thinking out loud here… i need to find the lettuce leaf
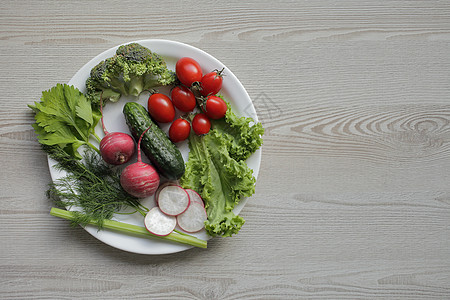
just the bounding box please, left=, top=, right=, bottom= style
left=211, top=105, right=264, bottom=162
left=180, top=106, right=264, bottom=237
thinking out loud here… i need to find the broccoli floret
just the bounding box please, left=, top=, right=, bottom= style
left=115, top=43, right=176, bottom=96
left=85, top=43, right=176, bottom=104
left=85, top=57, right=127, bottom=104
left=116, top=42, right=153, bottom=62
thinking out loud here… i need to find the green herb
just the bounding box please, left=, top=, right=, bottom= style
left=45, top=145, right=147, bottom=228
left=29, top=84, right=102, bottom=159
left=180, top=105, right=264, bottom=237
left=50, top=207, right=207, bottom=248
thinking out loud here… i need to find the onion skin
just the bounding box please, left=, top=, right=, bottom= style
left=120, top=162, right=160, bottom=198
left=99, top=132, right=135, bottom=165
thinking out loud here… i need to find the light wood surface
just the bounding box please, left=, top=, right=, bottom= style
left=2, top=1, right=450, bottom=299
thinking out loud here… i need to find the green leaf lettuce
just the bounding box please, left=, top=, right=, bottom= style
left=180, top=106, right=264, bottom=237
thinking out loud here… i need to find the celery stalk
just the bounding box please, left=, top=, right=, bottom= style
left=50, top=207, right=207, bottom=249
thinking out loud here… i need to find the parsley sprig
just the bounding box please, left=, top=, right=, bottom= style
left=29, top=84, right=102, bottom=159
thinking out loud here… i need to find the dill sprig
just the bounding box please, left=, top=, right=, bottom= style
left=44, top=145, right=148, bottom=228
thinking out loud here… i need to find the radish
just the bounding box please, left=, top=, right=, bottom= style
left=177, top=201, right=207, bottom=233
left=144, top=207, right=176, bottom=236
left=185, top=189, right=205, bottom=207
left=99, top=96, right=135, bottom=165
left=120, top=126, right=160, bottom=198
left=157, top=185, right=190, bottom=216
left=154, top=181, right=178, bottom=205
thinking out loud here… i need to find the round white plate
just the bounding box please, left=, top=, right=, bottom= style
left=49, top=39, right=261, bottom=254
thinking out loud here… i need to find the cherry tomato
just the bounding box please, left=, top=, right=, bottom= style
left=147, top=93, right=175, bottom=123
left=192, top=113, right=211, bottom=135
left=170, top=85, right=196, bottom=112
left=203, top=95, right=227, bottom=119
left=169, top=118, right=191, bottom=143
left=200, top=68, right=224, bottom=96
left=175, top=57, right=203, bottom=87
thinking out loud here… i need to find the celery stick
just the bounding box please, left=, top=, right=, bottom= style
left=50, top=207, right=207, bottom=249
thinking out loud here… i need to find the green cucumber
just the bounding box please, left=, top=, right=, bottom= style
left=123, top=102, right=185, bottom=180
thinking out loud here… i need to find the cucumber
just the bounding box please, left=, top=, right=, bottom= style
left=123, top=102, right=185, bottom=180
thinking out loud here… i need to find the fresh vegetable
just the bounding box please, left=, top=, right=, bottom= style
left=175, top=57, right=203, bottom=87
left=177, top=201, right=207, bottom=233
left=202, top=95, right=227, bottom=120
left=157, top=185, right=190, bottom=216
left=99, top=96, right=135, bottom=165
left=100, top=132, right=135, bottom=165
left=170, top=85, right=196, bottom=112
left=120, top=126, right=160, bottom=198
left=85, top=43, right=176, bottom=104
left=147, top=93, right=175, bottom=123
left=45, top=145, right=148, bottom=228
left=200, top=68, right=224, bottom=96
left=180, top=105, right=264, bottom=237
left=28, top=84, right=102, bottom=159
left=123, top=102, right=185, bottom=180
left=144, top=207, right=177, bottom=236
left=210, top=101, right=264, bottom=162
left=154, top=181, right=178, bottom=205
left=192, top=113, right=211, bottom=135
left=169, top=118, right=191, bottom=143
left=185, top=189, right=205, bottom=207
left=32, top=44, right=262, bottom=249
left=50, top=207, right=207, bottom=248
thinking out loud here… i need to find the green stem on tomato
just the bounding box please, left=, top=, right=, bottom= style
left=50, top=207, right=207, bottom=249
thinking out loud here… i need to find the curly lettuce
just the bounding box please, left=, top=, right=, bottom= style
left=180, top=106, right=264, bottom=237
left=212, top=106, right=264, bottom=162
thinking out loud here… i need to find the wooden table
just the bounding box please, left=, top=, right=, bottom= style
left=2, top=1, right=450, bottom=298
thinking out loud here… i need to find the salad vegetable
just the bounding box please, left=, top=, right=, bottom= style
left=85, top=43, right=176, bottom=104
left=211, top=102, right=265, bottom=162
left=147, top=92, right=175, bottom=123
left=170, top=85, right=196, bottom=112
left=192, top=113, right=211, bottom=135
left=120, top=126, right=160, bottom=198
left=180, top=105, right=264, bottom=237
left=99, top=96, right=136, bottom=165
left=45, top=145, right=147, bottom=228
left=28, top=84, right=101, bottom=159
left=201, top=95, right=227, bottom=120
left=200, top=68, right=224, bottom=97
left=50, top=207, right=207, bottom=248
left=169, top=118, right=191, bottom=143
left=29, top=43, right=263, bottom=251
left=175, top=57, right=203, bottom=87
left=144, top=207, right=177, bottom=236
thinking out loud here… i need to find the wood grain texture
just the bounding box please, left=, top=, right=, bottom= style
left=1, top=0, right=450, bottom=299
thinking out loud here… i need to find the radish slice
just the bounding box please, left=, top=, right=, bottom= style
left=177, top=202, right=207, bottom=233
left=158, top=185, right=190, bottom=216
left=155, top=181, right=178, bottom=205
left=144, top=207, right=176, bottom=236
left=185, top=189, right=204, bottom=207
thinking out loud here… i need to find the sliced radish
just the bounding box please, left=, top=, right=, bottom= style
left=144, top=207, right=176, bottom=236
left=185, top=189, right=205, bottom=207
left=154, top=181, right=179, bottom=205
left=157, top=185, right=190, bottom=216
left=177, top=202, right=207, bottom=233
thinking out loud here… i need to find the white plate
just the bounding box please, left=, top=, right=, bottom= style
left=49, top=39, right=261, bottom=254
